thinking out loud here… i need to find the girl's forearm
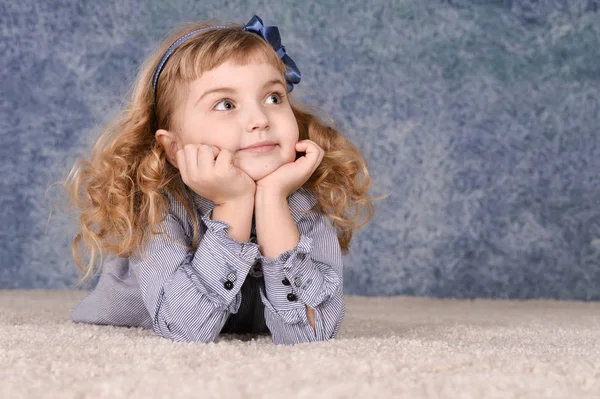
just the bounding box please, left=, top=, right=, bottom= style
left=254, top=189, right=316, bottom=331
left=254, top=189, right=300, bottom=259
left=211, top=196, right=254, bottom=243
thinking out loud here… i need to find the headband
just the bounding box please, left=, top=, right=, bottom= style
left=152, top=15, right=301, bottom=130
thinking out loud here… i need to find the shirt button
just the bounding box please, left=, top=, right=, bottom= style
left=227, top=272, right=237, bottom=282
left=287, top=293, right=297, bottom=302
left=224, top=281, right=234, bottom=290
left=293, top=277, right=302, bottom=287
left=282, top=278, right=291, bottom=286
left=253, top=261, right=262, bottom=273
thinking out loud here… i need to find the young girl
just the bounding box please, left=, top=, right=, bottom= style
left=66, top=15, right=373, bottom=345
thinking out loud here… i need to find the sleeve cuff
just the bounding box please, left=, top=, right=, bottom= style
left=259, top=286, right=309, bottom=325
left=201, top=212, right=259, bottom=262
left=260, top=234, right=339, bottom=310
left=181, top=212, right=260, bottom=310
left=258, top=233, right=313, bottom=266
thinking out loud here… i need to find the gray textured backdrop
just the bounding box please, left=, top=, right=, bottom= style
left=1, top=0, right=599, bottom=300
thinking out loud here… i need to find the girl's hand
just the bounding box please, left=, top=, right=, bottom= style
left=256, top=140, right=324, bottom=198
left=176, top=144, right=256, bottom=205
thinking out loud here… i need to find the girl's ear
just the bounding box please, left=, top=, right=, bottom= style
left=155, top=129, right=179, bottom=168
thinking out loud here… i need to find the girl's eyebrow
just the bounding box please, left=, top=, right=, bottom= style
left=195, top=79, right=286, bottom=107
left=263, top=78, right=286, bottom=89
left=195, top=87, right=236, bottom=106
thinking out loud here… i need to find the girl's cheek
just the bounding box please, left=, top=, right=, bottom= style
left=287, top=148, right=298, bottom=163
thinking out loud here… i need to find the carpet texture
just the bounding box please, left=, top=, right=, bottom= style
left=1, top=290, right=598, bottom=398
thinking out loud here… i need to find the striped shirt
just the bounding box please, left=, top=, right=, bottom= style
left=70, top=185, right=345, bottom=345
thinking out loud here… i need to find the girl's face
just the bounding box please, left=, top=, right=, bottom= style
left=168, top=59, right=299, bottom=182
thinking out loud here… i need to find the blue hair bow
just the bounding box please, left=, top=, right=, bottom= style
left=243, top=15, right=301, bottom=92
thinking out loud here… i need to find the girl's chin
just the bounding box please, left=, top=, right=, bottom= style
left=236, top=152, right=296, bottom=181
left=245, top=168, right=277, bottom=182
left=238, top=162, right=284, bottom=182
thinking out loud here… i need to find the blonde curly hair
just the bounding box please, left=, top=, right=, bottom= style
left=65, top=20, right=374, bottom=285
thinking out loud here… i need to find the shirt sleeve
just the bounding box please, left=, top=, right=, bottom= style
left=130, top=212, right=259, bottom=343
left=258, top=211, right=345, bottom=345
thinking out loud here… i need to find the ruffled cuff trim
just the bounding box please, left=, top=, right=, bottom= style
left=259, top=234, right=313, bottom=266
left=200, top=212, right=259, bottom=262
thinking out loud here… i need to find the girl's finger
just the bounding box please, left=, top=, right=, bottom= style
left=197, top=144, right=219, bottom=171
left=209, top=145, right=220, bottom=159
left=215, top=149, right=234, bottom=171
left=295, top=140, right=312, bottom=153
left=296, top=140, right=324, bottom=172
left=296, top=140, right=323, bottom=161
left=176, top=149, right=187, bottom=180
left=297, top=140, right=323, bottom=156
left=183, top=144, right=199, bottom=178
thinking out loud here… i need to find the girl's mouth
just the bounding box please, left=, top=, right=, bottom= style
left=240, top=142, right=277, bottom=154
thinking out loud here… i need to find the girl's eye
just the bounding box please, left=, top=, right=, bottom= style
left=214, top=99, right=235, bottom=111
left=265, top=92, right=283, bottom=104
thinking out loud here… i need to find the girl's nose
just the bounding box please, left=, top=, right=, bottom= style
left=246, top=105, right=270, bottom=132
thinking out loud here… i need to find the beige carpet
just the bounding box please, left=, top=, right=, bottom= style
left=1, top=290, right=599, bottom=398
